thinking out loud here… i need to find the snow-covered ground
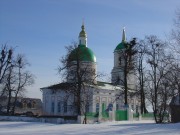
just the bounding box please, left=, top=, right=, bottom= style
left=0, top=120, right=179, bottom=135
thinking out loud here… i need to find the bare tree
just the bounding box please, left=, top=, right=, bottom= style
left=58, top=43, right=102, bottom=122
left=170, top=9, right=180, bottom=106
left=136, top=40, right=148, bottom=114
left=144, top=35, right=174, bottom=123
left=11, top=55, right=34, bottom=115
left=0, top=45, right=13, bottom=97
left=167, top=63, right=180, bottom=103
left=81, top=84, right=94, bottom=124
left=5, top=64, right=14, bottom=114
left=115, top=38, right=138, bottom=106
left=171, top=9, right=180, bottom=50
left=0, top=45, right=34, bottom=115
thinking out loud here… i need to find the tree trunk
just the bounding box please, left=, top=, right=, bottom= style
left=7, top=88, right=12, bottom=115
left=7, top=66, right=12, bottom=115
left=83, top=112, right=87, bottom=124
left=124, top=56, right=128, bottom=106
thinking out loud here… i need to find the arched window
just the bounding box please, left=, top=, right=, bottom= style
left=23, top=100, right=27, bottom=108
left=32, top=101, right=36, bottom=108
left=51, top=102, right=54, bottom=113
left=57, top=101, right=62, bottom=113
left=96, top=103, right=99, bottom=113
left=102, top=103, right=107, bottom=112
left=27, top=102, right=32, bottom=108
left=64, top=101, right=67, bottom=113
left=108, top=103, right=113, bottom=111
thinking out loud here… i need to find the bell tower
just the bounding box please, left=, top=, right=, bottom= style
left=111, top=28, right=126, bottom=84
left=111, top=28, right=136, bottom=91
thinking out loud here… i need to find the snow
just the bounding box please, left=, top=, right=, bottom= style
left=0, top=120, right=180, bottom=135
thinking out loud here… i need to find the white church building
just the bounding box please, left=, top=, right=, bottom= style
left=40, top=24, right=140, bottom=123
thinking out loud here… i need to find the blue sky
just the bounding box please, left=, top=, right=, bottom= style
left=0, top=0, right=180, bottom=99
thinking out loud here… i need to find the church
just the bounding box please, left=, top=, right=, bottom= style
left=40, top=24, right=140, bottom=123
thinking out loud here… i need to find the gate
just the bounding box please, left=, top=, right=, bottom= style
left=116, top=110, right=128, bottom=121
left=102, top=103, right=109, bottom=118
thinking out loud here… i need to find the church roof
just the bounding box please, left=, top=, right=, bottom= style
left=68, top=24, right=96, bottom=62
left=41, top=82, right=72, bottom=90
left=41, top=81, right=122, bottom=91
left=69, top=44, right=96, bottom=62
left=41, top=82, right=137, bottom=94
left=115, top=42, right=126, bottom=51
left=114, top=28, right=126, bottom=51
left=96, top=81, right=120, bottom=90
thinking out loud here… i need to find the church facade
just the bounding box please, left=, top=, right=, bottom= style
left=41, top=24, right=139, bottom=122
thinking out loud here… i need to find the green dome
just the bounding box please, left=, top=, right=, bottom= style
left=69, top=45, right=96, bottom=62
left=115, top=28, right=127, bottom=51
left=114, top=41, right=126, bottom=51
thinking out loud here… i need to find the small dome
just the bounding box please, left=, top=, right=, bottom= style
left=79, top=25, right=87, bottom=37
left=114, top=41, right=126, bottom=51
left=114, top=28, right=126, bottom=51
left=69, top=45, right=96, bottom=62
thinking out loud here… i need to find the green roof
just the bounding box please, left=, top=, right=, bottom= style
left=69, top=45, right=96, bottom=62
left=115, top=28, right=127, bottom=51
left=114, top=41, right=126, bottom=51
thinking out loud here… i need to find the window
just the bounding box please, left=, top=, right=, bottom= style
left=57, top=101, right=61, bottom=113
left=85, top=102, right=89, bottom=113
left=96, top=103, right=99, bottom=113
left=96, top=96, right=100, bottom=102
left=116, top=104, right=119, bottom=110
left=32, top=101, right=36, bottom=108
left=23, top=101, right=27, bottom=108
left=51, top=102, right=54, bottom=113
left=131, top=105, right=134, bottom=111
left=102, top=103, right=106, bottom=112
left=27, top=102, right=32, bottom=108
left=119, top=57, right=122, bottom=65
left=64, top=101, right=67, bottom=113
left=136, top=105, right=138, bottom=113
left=108, top=103, right=113, bottom=111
